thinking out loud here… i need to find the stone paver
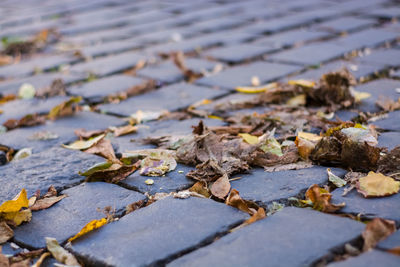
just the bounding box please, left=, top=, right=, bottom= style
left=0, top=96, right=70, bottom=125
left=137, top=58, right=223, bottom=84
left=331, top=186, right=400, bottom=222
left=100, top=83, right=226, bottom=117
left=327, top=250, right=400, bottom=267
left=67, top=74, right=148, bottom=103
left=168, top=207, right=365, bottom=267
left=14, top=182, right=146, bottom=248
left=230, top=166, right=346, bottom=205
left=354, top=79, right=400, bottom=113
left=0, top=111, right=125, bottom=152
left=196, top=61, right=302, bottom=90
left=374, top=110, right=400, bottom=131
left=0, top=147, right=102, bottom=203
left=70, top=197, right=248, bottom=266
left=377, top=230, right=400, bottom=251
left=1, top=0, right=400, bottom=265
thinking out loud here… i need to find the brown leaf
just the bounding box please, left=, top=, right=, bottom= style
left=83, top=162, right=138, bottom=183
left=74, top=129, right=106, bottom=140
left=125, top=200, right=145, bottom=215
left=243, top=207, right=266, bottom=225
left=189, top=181, right=211, bottom=198
left=0, top=221, right=14, bottom=244
left=35, top=79, right=66, bottom=99
left=376, top=96, right=400, bottom=112
left=210, top=174, right=231, bottom=199
left=362, top=218, right=396, bottom=251
left=113, top=125, right=137, bottom=137
left=30, top=195, right=66, bottom=211
left=0, top=247, right=9, bottom=267
left=225, top=189, right=258, bottom=215
left=0, top=144, right=14, bottom=163
left=171, top=51, right=203, bottom=82
left=305, top=184, right=345, bottom=213
left=3, top=114, right=46, bottom=130
left=84, top=139, right=120, bottom=163
left=264, top=161, right=313, bottom=172
left=47, top=96, right=82, bottom=120
left=3, top=41, right=37, bottom=56
left=378, top=146, right=400, bottom=176
left=340, top=138, right=381, bottom=172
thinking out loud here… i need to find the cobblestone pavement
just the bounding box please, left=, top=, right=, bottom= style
left=1, top=0, right=400, bottom=266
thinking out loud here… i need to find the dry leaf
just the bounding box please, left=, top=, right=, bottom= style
left=236, top=82, right=277, bottom=94
left=0, top=189, right=29, bottom=213
left=0, top=221, right=14, bottom=244
left=84, top=138, right=119, bottom=163
left=210, top=174, right=231, bottom=199
left=30, top=195, right=66, bottom=211
left=46, top=237, right=80, bottom=266
left=47, top=96, right=82, bottom=120
left=225, top=189, right=257, bottom=215
left=74, top=129, right=106, bottom=140
left=112, top=125, right=137, bottom=137
left=288, top=79, right=315, bottom=88
left=305, top=184, right=345, bottom=213
left=62, top=134, right=105, bottom=150
left=3, top=114, right=46, bottom=130
left=243, top=207, right=266, bottom=225
left=189, top=181, right=211, bottom=198
left=68, top=218, right=107, bottom=242
left=238, top=133, right=259, bottom=145
left=327, top=168, right=346, bottom=187
left=362, top=218, right=396, bottom=251
left=31, top=252, right=50, bottom=267
left=144, top=179, right=154, bottom=185
left=357, top=172, right=400, bottom=198
left=81, top=162, right=138, bottom=183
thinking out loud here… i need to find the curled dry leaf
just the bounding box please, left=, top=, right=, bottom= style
left=47, top=96, right=82, bottom=120
left=112, top=125, right=137, bottom=137
left=46, top=237, right=80, bottom=266
left=81, top=161, right=138, bottom=183
left=68, top=218, right=108, bottom=242
left=295, top=132, right=322, bottom=159
left=225, top=189, right=258, bottom=215
left=74, top=129, right=106, bottom=140
left=84, top=138, right=120, bottom=163
left=327, top=168, right=346, bottom=188
left=189, top=181, right=211, bottom=198
left=30, top=186, right=67, bottom=211
left=139, top=150, right=177, bottom=177
left=3, top=114, right=46, bottom=130
left=62, top=134, right=105, bottom=150
left=362, top=218, right=396, bottom=251
left=305, top=184, right=345, bottom=213
left=356, top=171, right=400, bottom=198
left=236, top=82, right=278, bottom=94
left=0, top=144, right=14, bottom=163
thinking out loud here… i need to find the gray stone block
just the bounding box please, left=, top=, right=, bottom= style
left=168, top=207, right=364, bottom=267
left=70, top=197, right=248, bottom=266
left=230, top=166, right=346, bottom=205
left=13, top=182, right=146, bottom=248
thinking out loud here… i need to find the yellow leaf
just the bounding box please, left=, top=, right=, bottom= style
left=68, top=218, right=107, bottom=242
left=238, top=133, right=259, bottom=145
left=297, top=132, right=322, bottom=142
left=286, top=94, right=306, bottom=107
left=62, top=134, right=105, bottom=150
left=47, top=237, right=81, bottom=266
left=288, top=79, right=315, bottom=88
left=3, top=209, right=32, bottom=225
left=357, top=172, right=400, bottom=198
left=236, top=82, right=278, bottom=94
left=0, top=189, right=29, bottom=213
left=353, top=90, right=371, bottom=102
left=207, top=115, right=223, bottom=120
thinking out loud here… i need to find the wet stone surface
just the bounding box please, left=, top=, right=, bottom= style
left=168, top=207, right=365, bottom=267
left=70, top=197, right=248, bottom=266
left=0, top=147, right=102, bottom=203
left=14, top=182, right=146, bottom=249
